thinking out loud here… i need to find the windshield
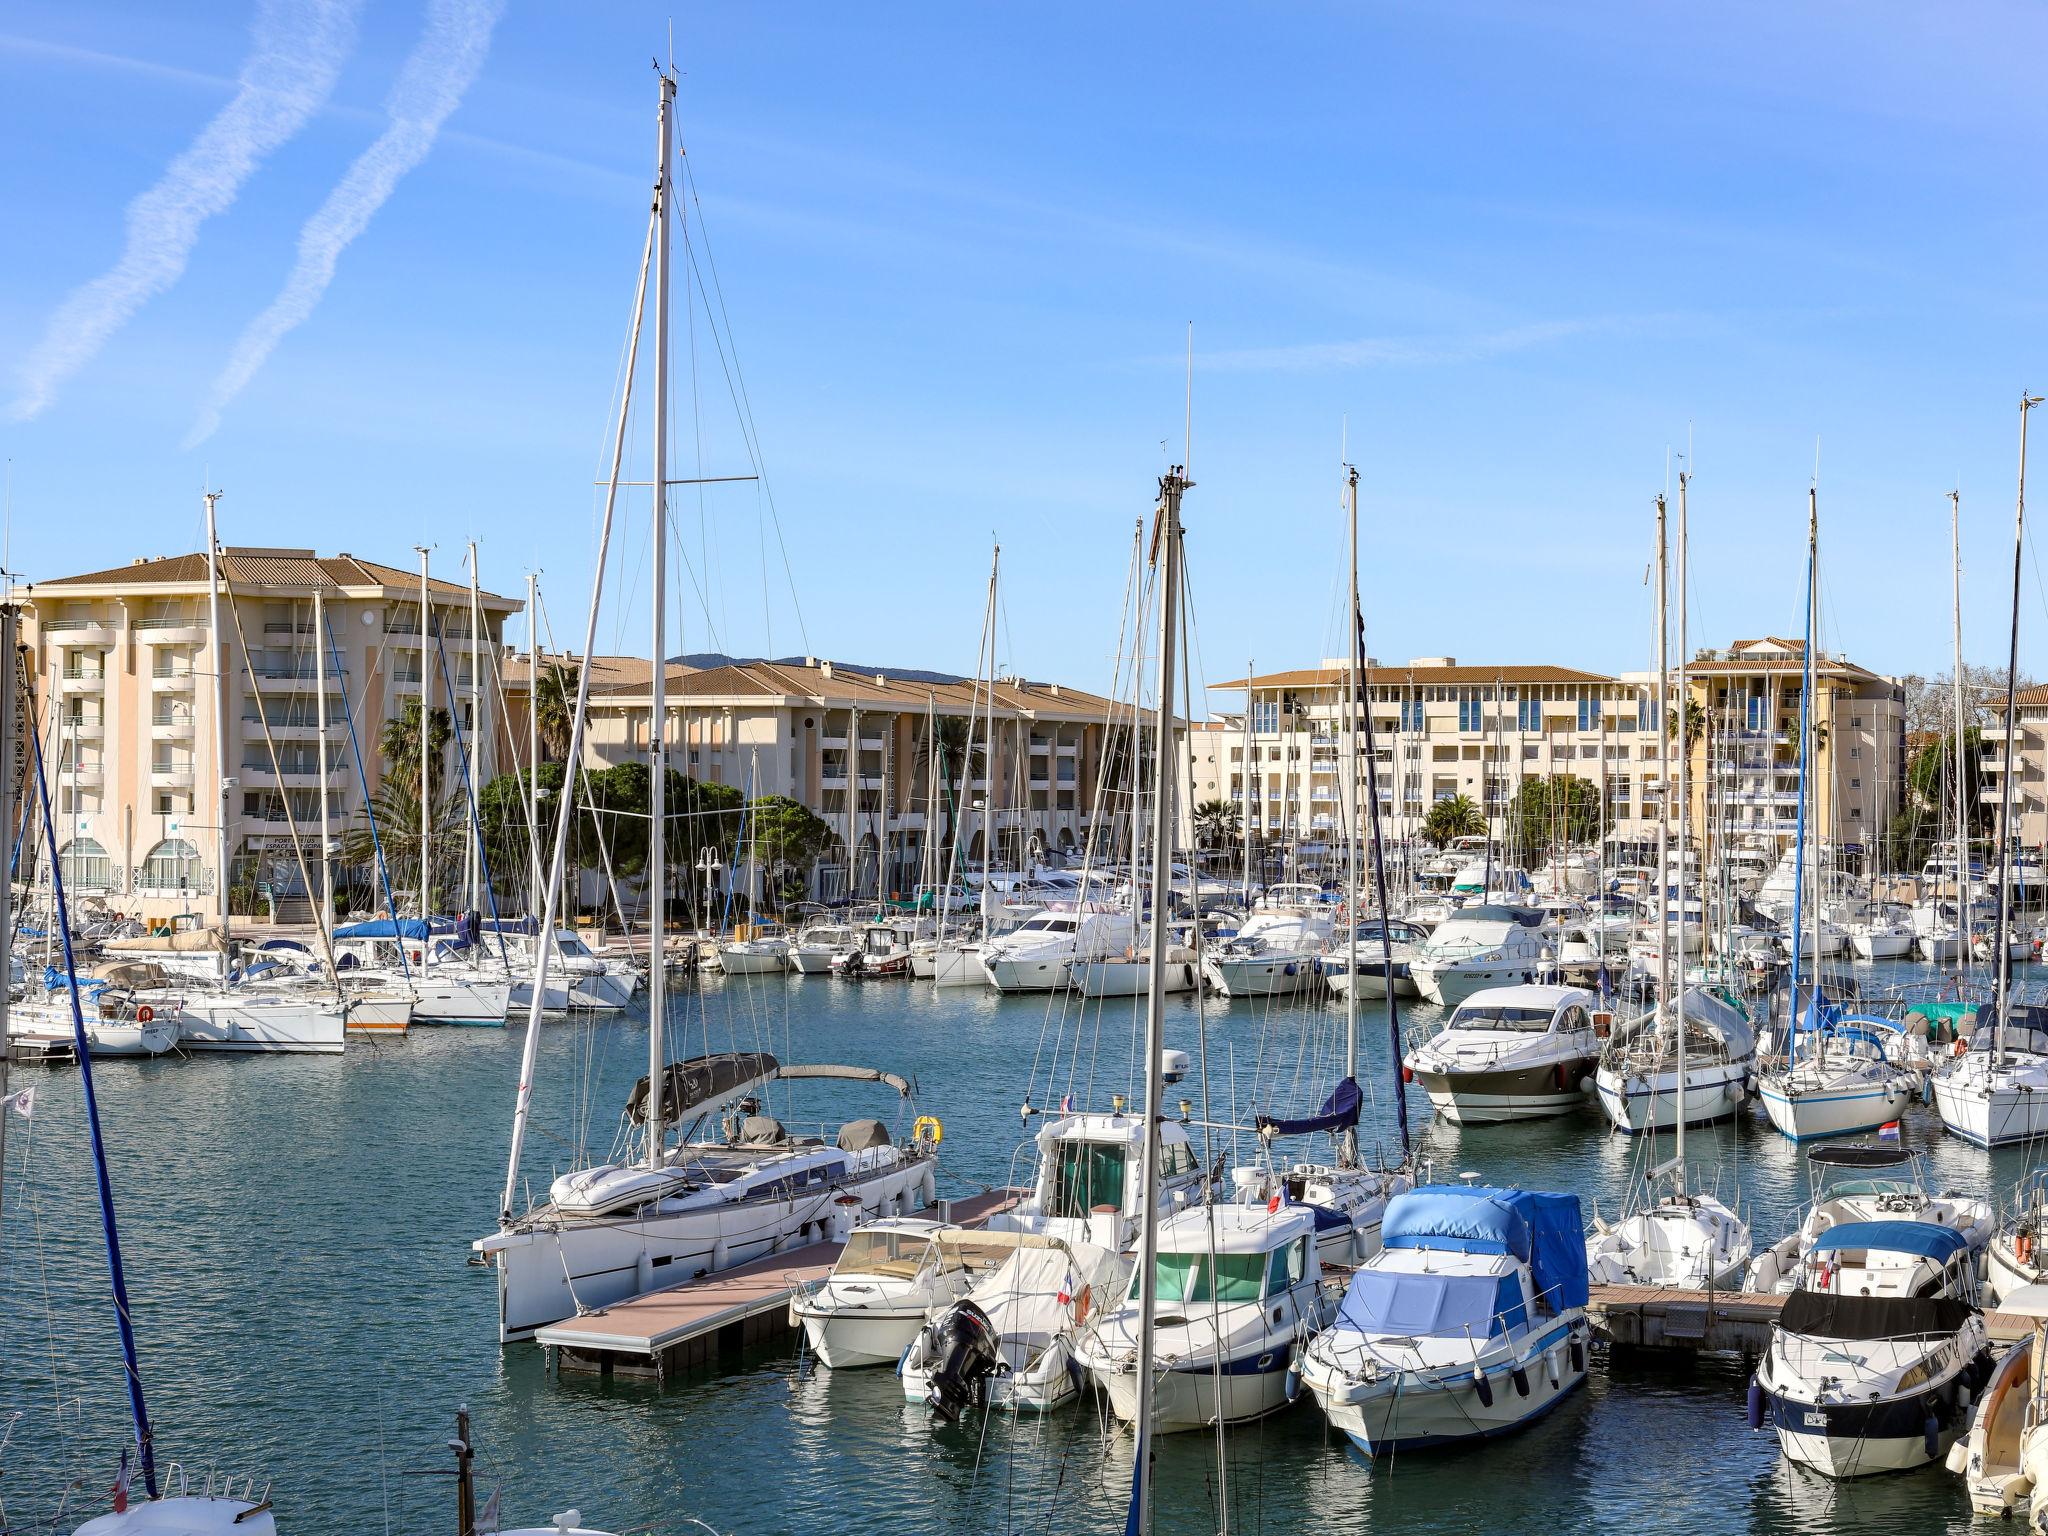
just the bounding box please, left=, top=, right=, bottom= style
left=1451, top=1003, right=1554, bottom=1032
left=1140, top=1251, right=1267, bottom=1304
left=1046, top=1142, right=1127, bottom=1218
left=838, top=1230, right=932, bottom=1279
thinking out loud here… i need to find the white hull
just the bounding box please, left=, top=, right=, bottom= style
left=509, top=973, right=631, bottom=1013
left=1759, top=1075, right=1913, bottom=1141
left=789, top=949, right=839, bottom=975
left=929, top=945, right=984, bottom=987
left=1202, top=955, right=1311, bottom=997
left=1310, top=1324, right=1587, bottom=1453
left=175, top=996, right=346, bottom=1054
left=1414, top=962, right=1547, bottom=1009
left=982, top=956, right=1073, bottom=993
left=85, top=1021, right=179, bottom=1056
left=1918, top=935, right=1967, bottom=964
left=1595, top=1059, right=1749, bottom=1133
left=1094, top=1350, right=1294, bottom=1430
left=795, top=1306, right=925, bottom=1369
left=717, top=948, right=789, bottom=975
left=1850, top=933, right=1915, bottom=960
left=1069, top=957, right=1198, bottom=997
left=1933, top=1077, right=2048, bottom=1148
left=901, top=1337, right=1081, bottom=1413
left=408, top=977, right=512, bottom=1024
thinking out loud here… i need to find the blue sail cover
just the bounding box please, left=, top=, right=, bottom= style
left=1254, top=1076, right=1362, bottom=1138
left=1811, top=1220, right=1970, bottom=1263
left=333, top=917, right=446, bottom=940
left=1382, top=1185, right=1588, bottom=1311
left=1336, top=1267, right=1526, bottom=1340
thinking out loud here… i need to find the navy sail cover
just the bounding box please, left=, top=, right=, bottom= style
left=1254, top=1076, right=1362, bottom=1138
left=1382, top=1185, right=1588, bottom=1311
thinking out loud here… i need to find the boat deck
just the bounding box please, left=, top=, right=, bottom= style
left=536, top=1186, right=1024, bottom=1380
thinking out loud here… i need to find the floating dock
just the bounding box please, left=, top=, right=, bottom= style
left=1590, top=1284, right=2035, bottom=1353
left=537, top=1187, right=1024, bottom=1382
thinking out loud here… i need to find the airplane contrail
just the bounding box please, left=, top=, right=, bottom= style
left=186, top=0, right=506, bottom=448
left=8, top=0, right=363, bottom=421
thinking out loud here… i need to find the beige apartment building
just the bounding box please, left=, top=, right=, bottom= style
left=501, top=654, right=1147, bottom=898
left=1199, top=641, right=1906, bottom=863
left=18, top=548, right=519, bottom=916
left=1983, top=683, right=2048, bottom=856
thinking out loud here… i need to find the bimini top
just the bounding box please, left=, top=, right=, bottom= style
left=1382, top=1185, right=1587, bottom=1311
left=1806, top=1142, right=1911, bottom=1169
left=1810, top=1219, right=1970, bottom=1263
left=1779, top=1289, right=1974, bottom=1342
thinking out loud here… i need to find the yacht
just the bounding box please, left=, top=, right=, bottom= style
left=788, top=920, right=856, bottom=975
left=1322, top=918, right=1431, bottom=999
left=791, top=1218, right=1008, bottom=1368
left=476, top=1052, right=939, bottom=1341
left=1400, top=984, right=1601, bottom=1124
left=1298, top=1184, right=1591, bottom=1454
left=716, top=923, right=792, bottom=976
left=1593, top=986, right=1756, bottom=1133
left=1585, top=1167, right=1751, bottom=1290
left=1201, top=884, right=1334, bottom=998
left=1849, top=904, right=1917, bottom=961
left=1758, top=1009, right=1917, bottom=1142
left=1069, top=921, right=1199, bottom=997
left=1076, top=1202, right=1324, bottom=1430
left=1750, top=1220, right=1991, bottom=1478
left=1932, top=1008, right=2048, bottom=1147
left=834, top=921, right=915, bottom=979
left=1408, top=905, right=1558, bottom=1009
left=1744, top=1142, right=1996, bottom=1293
left=1948, top=1285, right=2048, bottom=1518
left=980, top=909, right=1133, bottom=992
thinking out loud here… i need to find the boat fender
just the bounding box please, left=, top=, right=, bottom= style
left=1569, top=1338, right=1585, bottom=1374
left=1957, top=1382, right=1972, bottom=1413
left=1472, top=1366, right=1494, bottom=1409
left=1285, top=1364, right=1303, bottom=1403
left=136, top=1005, right=154, bottom=1023
left=1511, top=1366, right=1530, bottom=1399
left=1555, top=1062, right=1571, bottom=1093
left=1401, top=1066, right=1414, bottom=1083
left=1746, top=1377, right=1765, bottom=1431
left=1923, top=1409, right=1941, bottom=1462
left=711, top=1238, right=731, bottom=1270
left=1547, top=1349, right=1561, bottom=1390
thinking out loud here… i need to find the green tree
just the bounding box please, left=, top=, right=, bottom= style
left=737, top=795, right=833, bottom=910
left=912, top=714, right=985, bottom=868
left=532, top=659, right=581, bottom=762
left=1421, top=793, right=1484, bottom=848
left=1507, top=775, right=1606, bottom=868
left=1193, top=797, right=1241, bottom=850
left=340, top=781, right=468, bottom=912
left=378, top=699, right=453, bottom=807
left=1907, top=728, right=1988, bottom=830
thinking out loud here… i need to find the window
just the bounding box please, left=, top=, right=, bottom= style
left=137, top=837, right=202, bottom=892
left=1143, top=1252, right=1267, bottom=1305
left=1850, top=777, right=1861, bottom=790
left=1638, top=698, right=1661, bottom=732
left=1251, top=700, right=1279, bottom=734
left=59, top=837, right=112, bottom=891
left=1517, top=699, right=1541, bottom=731
left=1849, top=747, right=1860, bottom=760
left=1400, top=699, right=1424, bottom=732
left=1047, top=1143, right=1127, bottom=1219
left=1578, top=697, right=1601, bottom=732
left=1458, top=693, right=1482, bottom=732
left=1851, top=715, right=1864, bottom=728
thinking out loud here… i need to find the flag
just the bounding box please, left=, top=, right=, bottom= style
left=111, top=1450, right=130, bottom=1514
left=1878, top=1121, right=1901, bottom=1142
left=1267, top=1190, right=1285, bottom=1214
left=1059, top=1094, right=1072, bottom=1114
left=6, top=1086, right=32, bottom=1119
left=477, top=1488, right=501, bottom=1535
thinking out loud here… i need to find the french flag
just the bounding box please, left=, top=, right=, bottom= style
left=1878, top=1121, right=1901, bottom=1142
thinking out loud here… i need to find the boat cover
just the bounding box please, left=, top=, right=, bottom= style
left=1807, top=1143, right=1911, bottom=1169
left=967, top=1244, right=1121, bottom=1353
left=105, top=926, right=227, bottom=953
left=333, top=918, right=441, bottom=940
left=1810, top=1219, right=1971, bottom=1262
left=1254, top=1075, right=1361, bottom=1138
left=1383, top=1186, right=1587, bottom=1310
left=625, top=1051, right=779, bottom=1125
left=1336, top=1267, right=1526, bottom=1339
left=1778, top=1289, right=1974, bottom=1341
left=777, top=1063, right=915, bottom=1097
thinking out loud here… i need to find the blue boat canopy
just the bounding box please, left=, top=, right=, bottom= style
left=333, top=917, right=453, bottom=940
left=1383, top=1185, right=1588, bottom=1310
left=1336, top=1268, right=1525, bottom=1340
left=1254, top=1076, right=1361, bottom=1138
left=1811, top=1219, right=1970, bottom=1263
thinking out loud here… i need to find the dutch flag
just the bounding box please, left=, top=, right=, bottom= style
left=1878, top=1120, right=1901, bottom=1142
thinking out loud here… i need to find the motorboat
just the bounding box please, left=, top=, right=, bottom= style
left=791, top=1218, right=1010, bottom=1368
left=717, top=923, right=792, bottom=976
left=1322, top=918, right=1431, bottom=999
left=1593, top=986, right=1756, bottom=1133
left=1849, top=904, right=1917, bottom=961
left=1200, top=885, right=1334, bottom=998
left=1408, top=906, right=1558, bottom=1009
left=979, top=909, right=1133, bottom=992
left=833, top=921, right=915, bottom=979
left=1947, top=1286, right=2048, bottom=1517
left=1758, top=1006, right=1918, bottom=1142
left=1585, top=1168, right=1751, bottom=1290
left=789, top=921, right=856, bottom=975
left=1075, top=1202, right=1325, bottom=1430
left=1750, top=1221, right=1991, bottom=1478
left=1744, top=1142, right=1995, bottom=1293
left=1068, top=921, right=1200, bottom=998
left=1932, top=1006, right=2048, bottom=1148
left=1400, top=984, right=1602, bottom=1124
left=1298, top=1184, right=1592, bottom=1454
left=476, top=1053, right=939, bottom=1341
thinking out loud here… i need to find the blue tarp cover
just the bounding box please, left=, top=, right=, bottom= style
left=334, top=918, right=434, bottom=940
left=1255, top=1076, right=1362, bottom=1138
left=1382, top=1185, right=1588, bottom=1311
left=1336, top=1267, right=1524, bottom=1340
left=1811, top=1219, right=1970, bottom=1262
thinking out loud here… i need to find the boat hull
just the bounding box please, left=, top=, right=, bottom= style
left=929, top=945, right=984, bottom=987
left=1414, top=962, right=1547, bottom=1010
left=1758, top=1075, right=1913, bottom=1141
left=1765, top=1369, right=1984, bottom=1478
left=1070, top=958, right=1198, bottom=997
left=1202, top=956, right=1310, bottom=997
left=408, top=978, right=513, bottom=1025
left=717, top=949, right=789, bottom=975
left=1933, top=1077, right=2048, bottom=1148
left=981, top=955, right=1071, bottom=992
left=1311, top=1327, right=1587, bottom=1454
left=175, top=998, right=346, bottom=1054
left=1093, top=1345, right=1295, bottom=1430
left=1595, top=1060, right=1749, bottom=1133
left=1412, top=1059, right=1597, bottom=1124
left=794, top=1304, right=926, bottom=1369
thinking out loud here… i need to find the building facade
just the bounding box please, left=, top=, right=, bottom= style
left=1983, top=683, right=2048, bottom=858
left=20, top=548, right=519, bottom=916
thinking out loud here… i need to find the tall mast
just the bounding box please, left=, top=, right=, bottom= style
left=1952, top=491, right=1967, bottom=970
left=206, top=491, right=232, bottom=952
left=315, top=585, right=332, bottom=936
left=1790, top=491, right=1817, bottom=1072
left=469, top=540, right=483, bottom=918
left=1241, top=657, right=1253, bottom=907
left=1675, top=471, right=1689, bottom=1178
left=1129, top=460, right=1187, bottom=1536
left=645, top=69, right=676, bottom=1168
left=1652, top=493, right=1671, bottom=1141
left=417, top=544, right=433, bottom=972
left=1996, top=395, right=2042, bottom=1063
left=1341, top=470, right=1361, bottom=1162
left=528, top=571, right=541, bottom=915
left=0, top=604, right=16, bottom=1224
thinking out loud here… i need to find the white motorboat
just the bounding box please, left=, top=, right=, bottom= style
left=477, top=1053, right=939, bottom=1341
left=1933, top=1009, right=2048, bottom=1148
left=832, top=921, right=915, bottom=979
left=791, top=1218, right=1008, bottom=1368
left=1750, top=1221, right=1991, bottom=1478
left=790, top=922, right=857, bottom=975
left=1068, top=922, right=1199, bottom=997
left=718, top=924, right=792, bottom=975
left=979, top=909, right=1132, bottom=993
left=1744, top=1141, right=1996, bottom=1293
left=1299, top=1184, right=1591, bottom=1454
left=1321, top=918, right=1431, bottom=999
left=1408, top=905, right=1558, bottom=1009
left=74, top=1489, right=279, bottom=1535
left=1593, top=986, right=1755, bottom=1133
left=1947, top=1286, right=2048, bottom=1518
left=1586, top=1169, right=1751, bottom=1290
left=1401, top=984, right=1601, bottom=1124
left=1758, top=1010, right=1917, bottom=1142
left=1200, top=884, right=1334, bottom=997
left=1076, top=1202, right=1325, bottom=1430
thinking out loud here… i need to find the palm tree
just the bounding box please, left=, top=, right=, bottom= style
left=1193, top=797, right=1240, bottom=850
left=532, top=659, right=581, bottom=762
left=340, top=781, right=469, bottom=914
left=912, top=713, right=985, bottom=868
left=1421, top=793, right=1484, bottom=848
left=378, top=699, right=453, bottom=806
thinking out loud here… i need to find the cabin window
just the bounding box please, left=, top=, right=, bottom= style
left=1047, top=1143, right=1127, bottom=1219
left=1159, top=1140, right=1197, bottom=1179
left=1266, top=1236, right=1310, bottom=1293
left=1145, top=1252, right=1267, bottom=1304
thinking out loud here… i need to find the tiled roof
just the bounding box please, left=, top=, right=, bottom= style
left=1683, top=657, right=1885, bottom=683
left=35, top=547, right=514, bottom=605
left=1211, top=664, right=1617, bottom=690
left=501, top=652, right=701, bottom=693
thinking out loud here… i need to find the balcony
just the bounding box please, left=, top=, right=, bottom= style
left=150, top=764, right=196, bottom=789
left=151, top=713, right=196, bottom=740
left=135, top=617, right=208, bottom=645
left=58, top=671, right=106, bottom=694
left=67, top=763, right=104, bottom=787
left=239, top=764, right=340, bottom=789
left=241, top=718, right=324, bottom=742
left=151, top=670, right=196, bottom=693
left=62, top=715, right=104, bottom=741
left=44, top=618, right=116, bottom=646
left=820, top=734, right=849, bottom=750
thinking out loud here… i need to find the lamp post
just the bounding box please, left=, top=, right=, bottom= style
left=696, top=845, right=723, bottom=934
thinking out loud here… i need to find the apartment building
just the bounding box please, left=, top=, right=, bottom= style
left=501, top=654, right=1148, bottom=898
left=19, top=548, right=519, bottom=915
left=1983, top=683, right=2048, bottom=856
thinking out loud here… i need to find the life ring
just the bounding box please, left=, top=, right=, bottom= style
left=136, top=1005, right=155, bottom=1023
left=912, top=1115, right=944, bottom=1145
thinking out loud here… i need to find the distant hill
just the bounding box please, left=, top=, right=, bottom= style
left=671, top=652, right=968, bottom=687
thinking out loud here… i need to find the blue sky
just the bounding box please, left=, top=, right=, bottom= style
left=4, top=2, right=2047, bottom=703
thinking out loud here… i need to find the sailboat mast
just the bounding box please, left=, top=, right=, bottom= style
left=1241, top=656, right=1253, bottom=908
left=206, top=491, right=231, bottom=948
left=315, top=585, right=332, bottom=936
left=645, top=69, right=676, bottom=1169
left=0, top=605, right=15, bottom=1224
left=1995, top=395, right=2041, bottom=1063
left=1951, top=491, right=1967, bottom=971
left=528, top=571, right=541, bottom=914
left=1790, top=491, right=1816, bottom=1072
left=1652, top=493, right=1671, bottom=1126
left=1341, top=469, right=1361, bottom=1160
left=469, top=540, right=483, bottom=917
left=1130, top=461, right=1187, bottom=1536
left=418, top=546, right=433, bottom=972
left=1675, top=471, right=1689, bottom=1175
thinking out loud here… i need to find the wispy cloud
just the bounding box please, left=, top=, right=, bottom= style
left=186, top=0, right=507, bottom=447
left=1197, top=320, right=1594, bottom=373
left=6, top=1, right=363, bottom=421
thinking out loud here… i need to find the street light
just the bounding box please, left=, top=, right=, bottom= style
left=696, top=845, right=723, bottom=932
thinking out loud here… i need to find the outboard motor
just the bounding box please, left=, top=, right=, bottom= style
left=922, top=1300, right=1000, bottom=1424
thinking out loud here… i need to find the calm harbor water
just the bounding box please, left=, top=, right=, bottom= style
left=0, top=962, right=2024, bottom=1535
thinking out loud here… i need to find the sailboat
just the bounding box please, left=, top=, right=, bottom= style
left=1934, top=395, right=2048, bottom=1147
left=476, top=72, right=940, bottom=1344
left=1758, top=490, right=1915, bottom=1140
left=921, top=547, right=1001, bottom=988
left=1586, top=475, right=1752, bottom=1289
